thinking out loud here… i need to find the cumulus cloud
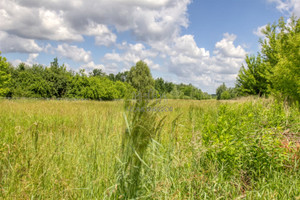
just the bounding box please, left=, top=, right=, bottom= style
left=101, top=32, right=246, bottom=93
left=103, top=42, right=159, bottom=69
left=0, top=1, right=83, bottom=42
left=173, top=35, right=210, bottom=58
left=56, top=43, right=92, bottom=63
left=0, top=31, right=42, bottom=53
left=81, top=61, right=105, bottom=70
left=84, top=21, right=117, bottom=46
left=160, top=33, right=247, bottom=92
left=27, top=53, right=39, bottom=64
left=214, top=33, right=246, bottom=59
left=0, top=0, right=191, bottom=44
left=267, top=0, right=300, bottom=16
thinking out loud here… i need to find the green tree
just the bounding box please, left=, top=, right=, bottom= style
left=221, top=90, right=231, bottom=100
left=216, top=83, right=227, bottom=100
left=47, top=58, right=71, bottom=97
left=170, top=85, right=182, bottom=99
left=127, top=60, right=154, bottom=94
left=108, top=73, right=115, bottom=81
left=155, top=77, right=166, bottom=94
left=90, top=69, right=106, bottom=77
left=236, top=54, right=269, bottom=96
left=115, top=71, right=129, bottom=82
left=0, top=52, right=11, bottom=96
left=261, top=16, right=300, bottom=102
left=66, top=72, right=89, bottom=99
left=164, top=82, right=174, bottom=93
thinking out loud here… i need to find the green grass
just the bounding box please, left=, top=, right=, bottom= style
left=0, top=98, right=299, bottom=199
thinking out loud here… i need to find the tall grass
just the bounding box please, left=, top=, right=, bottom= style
left=0, top=98, right=299, bottom=199
left=111, top=98, right=166, bottom=199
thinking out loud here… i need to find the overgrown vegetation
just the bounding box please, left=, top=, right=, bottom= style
left=236, top=16, right=300, bottom=103
left=0, top=15, right=299, bottom=199
left=0, top=55, right=211, bottom=100
left=214, top=16, right=300, bottom=102
left=0, top=98, right=299, bottom=199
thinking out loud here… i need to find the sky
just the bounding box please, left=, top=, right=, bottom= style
left=0, top=0, right=299, bottom=94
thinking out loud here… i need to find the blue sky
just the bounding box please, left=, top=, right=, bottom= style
left=0, top=0, right=299, bottom=93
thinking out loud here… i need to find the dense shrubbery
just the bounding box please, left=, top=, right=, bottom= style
left=0, top=57, right=135, bottom=100
left=236, top=16, right=300, bottom=103
left=0, top=55, right=211, bottom=100
left=216, top=83, right=237, bottom=100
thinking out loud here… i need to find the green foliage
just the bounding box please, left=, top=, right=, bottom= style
left=2, top=57, right=135, bottom=100
left=48, top=59, right=71, bottom=97
left=237, top=16, right=300, bottom=103
left=89, top=69, right=106, bottom=77
left=127, top=60, right=155, bottom=93
left=261, top=16, right=300, bottom=102
left=236, top=54, right=269, bottom=96
left=220, top=90, right=231, bottom=99
left=216, top=83, right=236, bottom=100
left=154, top=78, right=210, bottom=100
left=168, top=83, right=210, bottom=100
left=115, top=71, right=129, bottom=82
left=0, top=52, right=11, bottom=96
left=216, top=83, right=227, bottom=100
left=0, top=54, right=212, bottom=101
left=155, top=77, right=166, bottom=94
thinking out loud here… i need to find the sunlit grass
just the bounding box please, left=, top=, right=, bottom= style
left=0, top=98, right=299, bottom=199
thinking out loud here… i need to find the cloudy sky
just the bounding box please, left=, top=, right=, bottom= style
left=0, top=0, right=299, bottom=93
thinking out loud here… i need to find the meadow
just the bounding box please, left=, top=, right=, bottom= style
left=0, top=98, right=299, bottom=199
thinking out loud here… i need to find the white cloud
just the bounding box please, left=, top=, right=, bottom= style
left=173, top=35, right=210, bottom=58
left=0, top=0, right=191, bottom=44
left=0, top=31, right=42, bottom=53
left=81, top=61, right=105, bottom=70
left=253, top=25, right=267, bottom=37
left=103, top=42, right=159, bottom=69
left=84, top=22, right=117, bottom=46
left=101, top=32, right=246, bottom=93
left=161, top=33, right=247, bottom=92
left=0, top=1, right=83, bottom=42
left=214, top=33, right=246, bottom=59
left=267, top=0, right=300, bottom=16
left=144, top=58, right=160, bottom=69
left=56, top=44, right=92, bottom=63
left=9, top=53, right=39, bottom=66
left=27, top=53, right=39, bottom=64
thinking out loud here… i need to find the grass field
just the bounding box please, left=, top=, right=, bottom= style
left=0, top=98, right=299, bottom=199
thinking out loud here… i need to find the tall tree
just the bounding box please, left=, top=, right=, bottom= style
left=216, top=83, right=227, bottom=100
left=261, top=16, right=300, bottom=102
left=127, top=60, right=154, bottom=94
left=115, top=71, right=129, bottom=82
left=155, top=77, right=165, bottom=94
left=47, top=58, right=71, bottom=97
left=0, top=52, right=11, bottom=96
left=236, top=54, right=269, bottom=96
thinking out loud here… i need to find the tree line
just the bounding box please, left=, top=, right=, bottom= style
left=0, top=57, right=211, bottom=100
